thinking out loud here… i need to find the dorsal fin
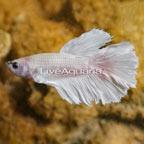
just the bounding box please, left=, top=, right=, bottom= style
left=60, top=29, right=112, bottom=56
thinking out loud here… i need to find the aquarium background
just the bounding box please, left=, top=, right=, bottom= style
left=0, top=0, right=144, bottom=144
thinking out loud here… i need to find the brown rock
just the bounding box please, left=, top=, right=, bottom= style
left=72, top=0, right=118, bottom=31
left=65, top=119, right=144, bottom=144
left=0, top=0, right=144, bottom=143
left=0, top=30, right=11, bottom=58
left=0, top=0, right=45, bottom=30
left=11, top=16, right=74, bottom=57
left=40, top=0, right=66, bottom=17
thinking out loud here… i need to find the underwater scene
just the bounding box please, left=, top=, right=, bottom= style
left=0, top=0, right=144, bottom=143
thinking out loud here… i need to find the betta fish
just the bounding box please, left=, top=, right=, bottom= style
left=6, top=29, right=138, bottom=106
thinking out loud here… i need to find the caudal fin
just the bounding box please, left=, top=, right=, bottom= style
left=54, top=42, right=138, bottom=105
left=87, top=42, right=138, bottom=104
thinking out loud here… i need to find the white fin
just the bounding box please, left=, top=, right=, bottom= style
left=33, top=42, right=138, bottom=105
left=55, top=41, right=138, bottom=105
left=54, top=75, right=128, bottom=106
left=60, top=28, right=112, bottom=56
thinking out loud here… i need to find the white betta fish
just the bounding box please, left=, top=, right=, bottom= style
left=6, top=29, right=138, bottom=106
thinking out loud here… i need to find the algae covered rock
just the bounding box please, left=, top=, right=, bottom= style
left=72, top=0, right=118, bottom=31
left=40, top=0, right=66, bottom=17
left=0, top=0, right=144, bottom=143
left=0, top=30, right=11, bottom=58
left=11, top=16, right=74, bottom=57
left=0, top=0, right=45, bottom=30
left=65, top=118, right=144, bottom=144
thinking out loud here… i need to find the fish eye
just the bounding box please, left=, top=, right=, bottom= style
left=12, top=62, right=18, bottom=69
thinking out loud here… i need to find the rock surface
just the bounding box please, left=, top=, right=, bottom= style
left=39, top=0, right=66, bottom=17
left=0, top=0, right=144, bottom=144
left=0, top=30, right=11, bottom=58
left=11, top=16, right=74, bottom=57
left=72, top=0, right=119, bottom=31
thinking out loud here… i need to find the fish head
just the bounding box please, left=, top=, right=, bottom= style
left=6, top=57, right=32, bottom=78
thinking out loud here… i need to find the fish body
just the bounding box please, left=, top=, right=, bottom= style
left=6, top=29, right=139, bottom=106
left=8, top=53, right=89, bottom=81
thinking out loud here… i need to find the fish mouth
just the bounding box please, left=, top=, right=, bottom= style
left=5, top=61, right=14, bottom=70
left=6, top=61, right=11, bottom=67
